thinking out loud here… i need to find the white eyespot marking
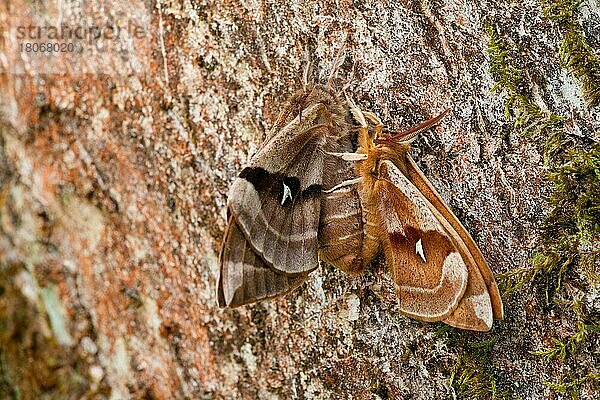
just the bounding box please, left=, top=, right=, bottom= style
left=415, top=238, right=426, bottom=262
left=281, top=182, right=293, bottom=205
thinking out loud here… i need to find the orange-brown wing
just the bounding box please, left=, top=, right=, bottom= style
left=405, top=155, right=504, bottom=321
left=376, top=160, right=495, bottom=331
left=218, top=218, right=308, bottom=307
left=375, top=160, right=469, bottom=322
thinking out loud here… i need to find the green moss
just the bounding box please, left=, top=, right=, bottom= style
left=485, top=23, right=564, bottom=138
left=545, top=373, right=599, bottom=400
left=560, top=29, right=600, bottom=105
left=487, top=23, right=569, bottom=297
left=530, top=300, right=600, bottom=360
left=486, top=23, right=523, bottom=97
left=544, top=0, right=600, bottom=105
left=505, top=142, right=600, bottom=300
left=536, top=143, right=600, bottom=278
left=438, top=327, right=517, bottom=400
left=486, top=11, right=599, bottom=399
left=369, top=380, right=389, bottom=399
left=542, top=0, right=581, bottom=22
left=400, top=339, right=416, bottom=362
left=488, top=23, right=599, bottom=297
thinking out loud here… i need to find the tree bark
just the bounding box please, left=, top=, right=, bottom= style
left=0, top=1, right=598, bottom=399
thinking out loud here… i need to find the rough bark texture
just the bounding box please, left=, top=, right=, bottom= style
left=0, top=1, right=598, bottom=399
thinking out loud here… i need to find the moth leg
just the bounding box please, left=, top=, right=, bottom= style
left=325, top=151, right=368, bottom=161
left=323, top=177, right=363, bottom=193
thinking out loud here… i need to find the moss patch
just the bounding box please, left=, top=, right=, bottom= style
left=439, top=327, right=516, bottom=400
left=544, top=0, right=600, bottom=105
left=545, top=373, right=600, bottom=399
left=532, top=143, right=600, bottom=288
left=485, top=5, right=599, bottom=398
left=486, top=18, right=599, bottom=293
left=530, top=298, right=600, bottom=360
left=485, top=23, right=565, bottom=139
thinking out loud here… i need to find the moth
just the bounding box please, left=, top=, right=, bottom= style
left=217, top=83, right=504, bottom=332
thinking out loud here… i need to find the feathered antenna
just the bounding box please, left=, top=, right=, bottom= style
left=302, top=45, right=313, bottom=91
left=327, top=34, right=348, bottom=89
left=376, top=108, right=451, bottom=144
left=341, top=61, right=357, bottom=93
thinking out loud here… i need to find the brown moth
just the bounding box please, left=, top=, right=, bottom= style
left=218, top=82, right=504, bottom=332
left=321, top=100, right=504, bottom=331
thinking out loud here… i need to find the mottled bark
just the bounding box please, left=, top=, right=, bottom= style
left=0, top=1, right=598, bottom=399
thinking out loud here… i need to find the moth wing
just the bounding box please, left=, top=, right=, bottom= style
left=218, top=218, right=309, bottom=307
left=376, top=160, right=470, bottom=322
left=421, top=200, right=495, bottom=331
left=405, top=155, right=504, bottom=321
left=228, top=102, right=330, bottom=274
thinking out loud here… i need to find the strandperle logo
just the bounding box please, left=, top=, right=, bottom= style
left=5, top=2, right=154, bottom=76
left=15, top=22, right=147, bottom=44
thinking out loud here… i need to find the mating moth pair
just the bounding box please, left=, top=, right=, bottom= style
left=217, top=83, right=504, bottom=332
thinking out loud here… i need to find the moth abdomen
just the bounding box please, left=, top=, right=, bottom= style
left=318, top=147, right=382, bottom=274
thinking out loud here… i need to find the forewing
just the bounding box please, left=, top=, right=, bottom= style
left=228, top=102, right=330, bottom=274
left=376, top=160, right=469, bottom=322
left=405, top=155, right=504, bottom=321
left=218, top=218, right=309, bottom=307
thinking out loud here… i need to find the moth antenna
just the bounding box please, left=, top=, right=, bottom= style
left=327, top=36, right=348, bottom=89
left=345, top=94, right=367, bottom=128
left=302, top=49, right=314, bottom=91
left=341, top=61, right=357, bottom=92
left=323, top=177, right=363, bottom=193
left=377, top=108, right=451, bottom=144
